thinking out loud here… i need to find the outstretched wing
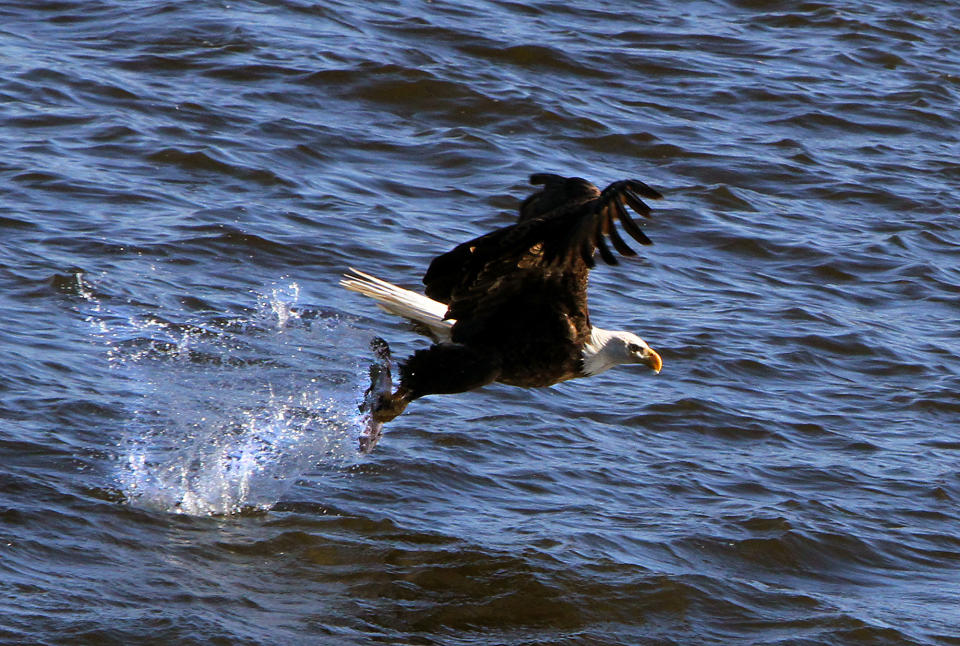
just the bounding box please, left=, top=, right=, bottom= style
left=423, top=174, right=662, bottom=316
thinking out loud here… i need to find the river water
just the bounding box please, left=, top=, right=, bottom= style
left=2, top=1, right=959, bottom=644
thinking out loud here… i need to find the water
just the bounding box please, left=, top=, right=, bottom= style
left=2, top=0, right=960, bottom=643
left=97, top=279, right=364, bottom=516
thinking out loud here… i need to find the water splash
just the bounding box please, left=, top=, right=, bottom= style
left=80, top=276, right=371, bottom=516
left=118, top=385, right=358, bottom=516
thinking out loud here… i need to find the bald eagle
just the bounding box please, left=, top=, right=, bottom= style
left=341, top=173, right=664, bottom=451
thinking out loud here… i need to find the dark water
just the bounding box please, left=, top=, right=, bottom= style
left=2, top=0, right=959, bottom=643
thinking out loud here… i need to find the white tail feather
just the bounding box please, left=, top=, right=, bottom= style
left=340, top=268, right=453, bottom=341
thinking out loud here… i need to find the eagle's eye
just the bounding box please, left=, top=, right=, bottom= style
left=627, top=343, right=642, bottom=354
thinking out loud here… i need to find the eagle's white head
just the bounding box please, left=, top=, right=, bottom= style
left=581, top=327, right=662, bottom=377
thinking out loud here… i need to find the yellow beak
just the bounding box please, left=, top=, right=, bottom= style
left=646, top=349, right=662, bottom=374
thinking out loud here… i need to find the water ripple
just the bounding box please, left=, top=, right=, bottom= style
left=3, top=0, right=960, bottom=643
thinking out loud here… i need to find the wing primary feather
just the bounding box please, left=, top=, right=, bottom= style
left=623, top=190, right=653, bottom=219
left=614, top=200, right=653, bottom=245
left=627, top=179, right=663, bottom=200
left=580, top=237, right=597, bottom=267
left=529, top=173, right=565, bottom=186
left=605, top=215, right=637, bottom=256
left=594, top=219, right=619, bottom=265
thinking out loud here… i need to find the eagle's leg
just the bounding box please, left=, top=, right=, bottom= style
left=369, top=342, right=501, bottom=423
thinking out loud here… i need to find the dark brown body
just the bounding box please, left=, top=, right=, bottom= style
left=448, top=269, right=590, bottom=387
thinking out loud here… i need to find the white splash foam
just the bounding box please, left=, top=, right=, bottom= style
left=118, top=386, right=358, bottom=516
left=81, top=277, right=371, bottom=516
